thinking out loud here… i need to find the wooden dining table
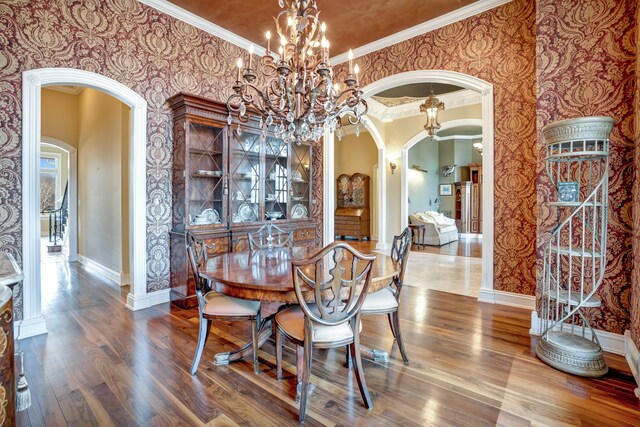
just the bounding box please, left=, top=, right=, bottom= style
left=200, top=245, right=400, bottom=367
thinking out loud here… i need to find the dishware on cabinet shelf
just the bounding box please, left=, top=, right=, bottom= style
left=237, top=202, right=259, bottom=222
left=291, top=203, right=308, bottom=219
left=266, top=211, right=284, bottom=220
left=291, top=170, right=303, bottom=182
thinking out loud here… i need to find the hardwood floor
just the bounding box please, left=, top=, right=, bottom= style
left=412, top=234, right=483, bottom=258
left=16, top=259, right=640, bottom=426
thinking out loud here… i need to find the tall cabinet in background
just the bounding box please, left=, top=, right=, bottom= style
left=454, top=181, right=470, bottom=233
left=469, top=164, right=483, bottom=234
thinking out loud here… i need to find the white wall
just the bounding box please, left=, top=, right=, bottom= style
left=78, top=88, right=130, bottom=273
left=407, top=138, right=439, bottom=213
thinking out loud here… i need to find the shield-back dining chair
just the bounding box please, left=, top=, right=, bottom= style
left=186, top=231, right=262, bottom=374
left=247, top=222, right=293, bottom=250
left=360, top=226, right=412, bottom=364
left=274, top=241, right=376, bottom=422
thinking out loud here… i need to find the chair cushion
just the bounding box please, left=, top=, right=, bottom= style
left=361, top=286, right=398, bottom=312
left=203, top=292, right=260, bottom=316
left=275, top=305, right=355, bottom=343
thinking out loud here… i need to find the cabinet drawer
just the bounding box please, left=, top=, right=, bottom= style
left=204, top=236, right=229, bottom=255
left=336, top=224, right=362, bottom=233
left=335, top=218, right=361, bottom=225
left=294, top=227, right=316, bottom=242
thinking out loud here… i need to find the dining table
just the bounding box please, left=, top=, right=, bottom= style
left=199, top=245, right=401, bottom=368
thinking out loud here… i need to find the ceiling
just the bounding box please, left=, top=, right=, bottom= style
left=167, top=0, right=480, bottom=56
left=375, top=83, right=464, bottom=98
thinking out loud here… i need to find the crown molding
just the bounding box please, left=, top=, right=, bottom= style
left=44, top=85, right=84, bottom=95
left=138, top=0, right=266, bottom=56
left=330, top=0, right=512, bottom=64
left=367, top=89, right=481, bottom=122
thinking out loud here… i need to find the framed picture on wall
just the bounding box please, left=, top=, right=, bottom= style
left=439, top=184, right=452, bottom=196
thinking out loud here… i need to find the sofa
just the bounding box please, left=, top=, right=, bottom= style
left=409, top=211, right=459, bottom=246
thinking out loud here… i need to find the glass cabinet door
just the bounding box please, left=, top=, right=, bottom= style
left=187, top=122, right=225, bottom=227
left=264, top=137, right=288, bottom=221
left=290, top=143, right=311, bottom=220
left=229, top=130, right=261, bottom=223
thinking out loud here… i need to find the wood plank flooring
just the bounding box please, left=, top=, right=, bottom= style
left=16, top=259, right=640, bottom=426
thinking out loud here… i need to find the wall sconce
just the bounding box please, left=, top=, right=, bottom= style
left=410, top=164, right=428, bottom=174
left=473, top=141, right=483, bottom=155
left=390, top=162, right=397, bottom=174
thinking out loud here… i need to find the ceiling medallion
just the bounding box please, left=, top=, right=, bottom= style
left=226, top=0, right=367, bottom=144
left=419, top=89, right=445, bottom=137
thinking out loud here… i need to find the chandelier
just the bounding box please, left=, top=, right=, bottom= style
left=419, top=89, right=445, bottom=137
left=226, top=0, right=368, bottom=144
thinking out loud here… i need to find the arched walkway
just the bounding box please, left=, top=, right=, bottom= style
left=325, top=70, right=495, bottom=296
left=40, top=136, right=78, bottom=262
left=21, top=68, right=148, bottom=338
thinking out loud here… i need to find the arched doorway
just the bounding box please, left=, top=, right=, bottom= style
left=40, top=136, right=78, bottom=262
left=20, top=68, right=148, bottom=338
left=323, top=69, right=495, bottom=296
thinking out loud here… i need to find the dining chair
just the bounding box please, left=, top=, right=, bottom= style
left=247, top=222, right=293, bottom=250
left=275, top=241, right=376, bottom=422
left=360, top=226, right=411, bottom=364
left=186, top=231, right=262, bottom=374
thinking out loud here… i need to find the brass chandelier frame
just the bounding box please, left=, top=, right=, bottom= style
left=226, top=0, right=368, bottom=144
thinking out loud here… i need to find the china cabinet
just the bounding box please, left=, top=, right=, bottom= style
left=469, top=164, right=482, bottom=234
left=167, top=93, right=320, bottom=308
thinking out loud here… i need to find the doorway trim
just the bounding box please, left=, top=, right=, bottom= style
left=21, top=68, right=148, bottom=338
left=41, top=137, right=78, bottom=262
left=400, top=118, right=484, bottom=229
left=337, top=70, right=495, bottom=295
left=323, top=116, right=387, bottom=249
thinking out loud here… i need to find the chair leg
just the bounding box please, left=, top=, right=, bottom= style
left=276, top=327, right=283, bottom=380
left=388, top=312, right=398, bottom=339
left=345, top=344, right=352, bottom=369
left=251, top=317, right=260, bottom=374
left=298, top=340, right=313, bottom=422
left=391, top=310, right=409, bottom=365
left=351, top=323, right=373, bottom=409
left=190, top=318, right=211, bottom=375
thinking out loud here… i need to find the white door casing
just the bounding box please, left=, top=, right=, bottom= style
left=323, top=69, right=495, bottom=296
left=21, top=68, right=149, bottom=338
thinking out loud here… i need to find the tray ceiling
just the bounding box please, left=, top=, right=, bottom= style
left=167, top=0, right=480, bottom=56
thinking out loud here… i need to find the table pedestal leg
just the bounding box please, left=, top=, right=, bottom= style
left=213, top=318, right=273, bottom=366
left=360, top=345, right=390, bottom=363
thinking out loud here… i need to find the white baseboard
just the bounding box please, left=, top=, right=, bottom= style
left=78, top=254, right=120, bottom=285
left=14, top=315, right=48, bottom=339
left=478, top=289, right=536, bottom=310
left=120, top=272, right=131, bottom=287
left=126, top=289, right=171, bottom=311
left=529, top=311, right=625, bottom=355
left=625, top=331, right=640, bottom=392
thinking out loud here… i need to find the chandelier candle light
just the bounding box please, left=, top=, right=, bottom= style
left=226, top=0, right=368, bottom=144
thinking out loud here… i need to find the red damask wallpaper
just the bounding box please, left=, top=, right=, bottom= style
left=536, top=0, right=637, bottom=335
left=335, top=0, right=539, bottom=295
left=0, top=0, right=323, bottom=319
left=632, top=6, right=640, bottom=348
